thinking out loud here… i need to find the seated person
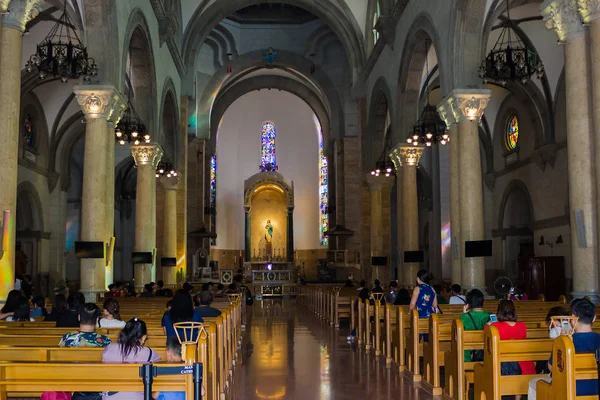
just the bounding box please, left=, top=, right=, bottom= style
left=343, top=279, right=354, bottom=288
left=98, top=298, right=126, bottom=328
left=140, top=283, right=155, bottom=298
left=59, top=303, right=112, bottom=348
left=528, top=298, right=600, bottom=400
left=44, top=294, right=68, bottom=322
left=195, top=291, right=222, bottom=318
left=102, top=318, right=160, bottom=400
left=460, top=289, right=490, bottom=362
left=104, top=283, right=119, bottom=298
left=155, top=280, right=167, bottom=297
left=154, top=337, right=186, bottom=400
left=56, top=291, right=85, bottom=327
left=485, top=300, right=536, bottom=389
left=387, top=281, right=399, bottom=304
left=216, top=283, right=224, bottom=295
left=162, top=289, right=204, bottom=340
left=394, top=288, right=411, bottom=305
left=30, top=295, right=48, bottom=317
left=434, top=285, right=448, bottom=304
left=448, top=284, right=467, bottom=305
left=6, top=296, right=35, bottom=321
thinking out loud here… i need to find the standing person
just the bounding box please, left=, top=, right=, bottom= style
left=56, top=291, right=85, bottom=328
left=58, top=303, right=111, bottom=348
left=101, top=318, right=161, bottom=400
left=486, top=299, right=536, bottom=400
left=98, top=298, right=126, bottom=328
left=409, top=269, right=437, bottom=318
left=449, top=284, right=467, bottom=305
left=460, top=289, right=490, bottom=362
left=161, top=289, right=204, bottom=340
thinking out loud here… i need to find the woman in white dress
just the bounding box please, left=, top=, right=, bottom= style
left=97, top=298, right=126, bottom=328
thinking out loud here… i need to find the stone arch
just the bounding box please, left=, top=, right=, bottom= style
left=159, top=77, right=179, bottom=167
left=121, top=8, right=158, bottom=135
left=498, top=179, right=535, bottom=230
left=396, top=14, right=446, bottom=145
left=365, top=76, right=392, bottom=173
left=19, top=91, right=50, bottom=170
left=182, top=0, right=365, bottom=75
left=16, top=182, right=44, bottom=233
left=244, top=172, right=294, bottom=209
left=52, top=112, right=86, bottom=192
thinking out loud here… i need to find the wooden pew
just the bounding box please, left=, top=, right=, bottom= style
left=537, top=336, right=598, bottom=400
left=473, top=325, right=553, bottom=400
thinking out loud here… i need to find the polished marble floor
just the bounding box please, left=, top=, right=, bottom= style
left=231, top=299, right=435, bottom=400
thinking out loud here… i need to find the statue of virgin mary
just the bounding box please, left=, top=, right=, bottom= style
left=265, top=220, right=273, bottom=243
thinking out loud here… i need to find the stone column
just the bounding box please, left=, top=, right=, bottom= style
left=160, top=175, right=179, bottom=285
left=365, top=174, right=394, bottom=283
left=437, top=103, right=462, bottom=285
left=74, top=86, right=124, bottom=302
left=545, top=0, right=599, bottom=299
left=131, top=144, right=163, bottom=288
left=390, top=145, right=424, bottom=286
left=445, top=89, right=491, bottom=291
left=0, top=0, right=39, bottom=301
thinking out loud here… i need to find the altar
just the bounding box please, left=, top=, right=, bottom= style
left=245, top=261, right=297, bottom=297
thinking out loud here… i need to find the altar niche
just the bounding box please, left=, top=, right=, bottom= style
left=244, top=172, right=294, bottom=262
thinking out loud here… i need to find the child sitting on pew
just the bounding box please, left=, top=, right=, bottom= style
left=30, top=295, right=48, bottom=317
left=528, top=298, right=600, bottom=400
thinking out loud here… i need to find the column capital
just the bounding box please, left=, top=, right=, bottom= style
left=389, top=144, right=424, bottom=169
left=578, top=0, right=600, bottom=23
left=436, top=98, right=456, bottom=128
left=1, top=0, right=40, bottom=32
left=443, top=89, right=492, bottom=123
left=160, top=175, right=180, bottom=190
left=541, top=0, right=585, bottom=42
left=365, top=173, right=394, bottom=191
left=131, top=144, right=163, bottom=168
left=74, top=85, right=126, bottom=121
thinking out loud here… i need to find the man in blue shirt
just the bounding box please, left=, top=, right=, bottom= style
left=194, top=291, right=222, bottom=318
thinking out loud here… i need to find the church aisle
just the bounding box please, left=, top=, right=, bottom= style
left=231, top=299, right=434, bottom=400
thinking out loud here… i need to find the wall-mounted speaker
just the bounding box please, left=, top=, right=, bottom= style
left=575, top=209, right=587, bottom=248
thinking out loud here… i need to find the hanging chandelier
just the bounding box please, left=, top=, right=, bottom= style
left=115, top=102, right=150, bottom=146
left=406, top=39, right=448, bottom=147
left=155, top=160, right=177, bottom=178
left=25, top=0, right=98, bottom=83
left=370, top=139, right=395, bottom=177
left=479, top=0, right=544, bottom=85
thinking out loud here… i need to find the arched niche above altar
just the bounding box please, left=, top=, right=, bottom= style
left=244, top=172, right=295, bottom=262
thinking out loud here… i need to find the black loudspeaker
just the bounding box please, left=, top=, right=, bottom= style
left=75, top=241, right=105, bottom=259
left=464, top=240, right=492, bottom=258
left=371, top=256, right=387, bottom=266
left=161, top=257, right=176, bottom=267
left=404, top=251, right=424, bottom=263
left=131, top=252, right=153, bottom=264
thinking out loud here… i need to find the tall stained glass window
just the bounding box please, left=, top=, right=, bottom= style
left=261, top=122, right=277, bottom=170
left=505, top=115, right=519, bottom=151
left=317, top=119, right=329, bottom=247
left=210, top=155, right=217, bottom=245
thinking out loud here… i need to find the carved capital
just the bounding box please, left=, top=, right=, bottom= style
left=389, top=144, right=424, bottom=169
left=2, top=0, right=41, bottom=32
left=365, top=173, right=394, bottom=191
left=131, top=144, right=163, bottom=168
left=541, top=0, right=585, bottom=42
left=578, top=0, right=600, bottom=23
left=436, top=98, right=457, bottom=127
left=445, top=89, right=492, bottom=123
left=74, top=85, right=126, bottom=121
left=160, top=175, right=180, bottom=191
left=0, top=0, right=10, bottom=14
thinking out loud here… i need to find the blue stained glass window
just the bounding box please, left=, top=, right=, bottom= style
left=318, top=124, right=329, bottom=247
left=261, top=122, right=276, bottom=169
left=210, top=155, right=217, bottom=246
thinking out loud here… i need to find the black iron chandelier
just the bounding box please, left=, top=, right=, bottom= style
left=155, top=159, right=177, bottom=178
left=26, top=0, right=98, bottom=83
left=406, top=39, right=448, bottom=147
left=370, top=137, right=395, bottom=177
left=479, top=0, right=544, bottom=85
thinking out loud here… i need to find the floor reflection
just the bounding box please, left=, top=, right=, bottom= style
left=231, top=299, right=434, bottom=400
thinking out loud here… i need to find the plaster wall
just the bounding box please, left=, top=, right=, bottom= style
left=215, top=90, right=320, bottom=251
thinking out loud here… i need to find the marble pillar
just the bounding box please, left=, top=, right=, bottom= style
left=161, top=175, right=179, bottom=285
left=74, top=86, right=125, bottom=302
left=576, top=0, right=600, bottom=302
left=365, top=174, right=394, bottom=283
left=390, top=145, right=424, bottom=286
left=131, top=144, right=163, bottom=288
left=443, top=89, right=491, bottom=291
left=0, top=0, right=39, bottom=301
left=437, top=103, right=462, bottom=285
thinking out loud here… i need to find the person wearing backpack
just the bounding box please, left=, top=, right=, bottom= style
left=460, top=289, right=490, bottom=362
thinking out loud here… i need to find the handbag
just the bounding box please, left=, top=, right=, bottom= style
left=466, top=312, right=485, bottom=362
left=41, top=392, right=72, bottom=400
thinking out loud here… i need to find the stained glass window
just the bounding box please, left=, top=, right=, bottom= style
left=23, top=114, right=34, bottom=149
left=261, top=122, right=276, bottom=170
left=373, top=1, right=381, bottom=44
left=210, top=155, right=217, bottom=246
left=317, top=120, right=329, bottom=247
left=506, top=115, right=519, bottom=151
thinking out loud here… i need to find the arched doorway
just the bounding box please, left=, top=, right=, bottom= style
left=16, top=182, right=44, bottom=278
left=498, top=180, right=534, bottom=282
